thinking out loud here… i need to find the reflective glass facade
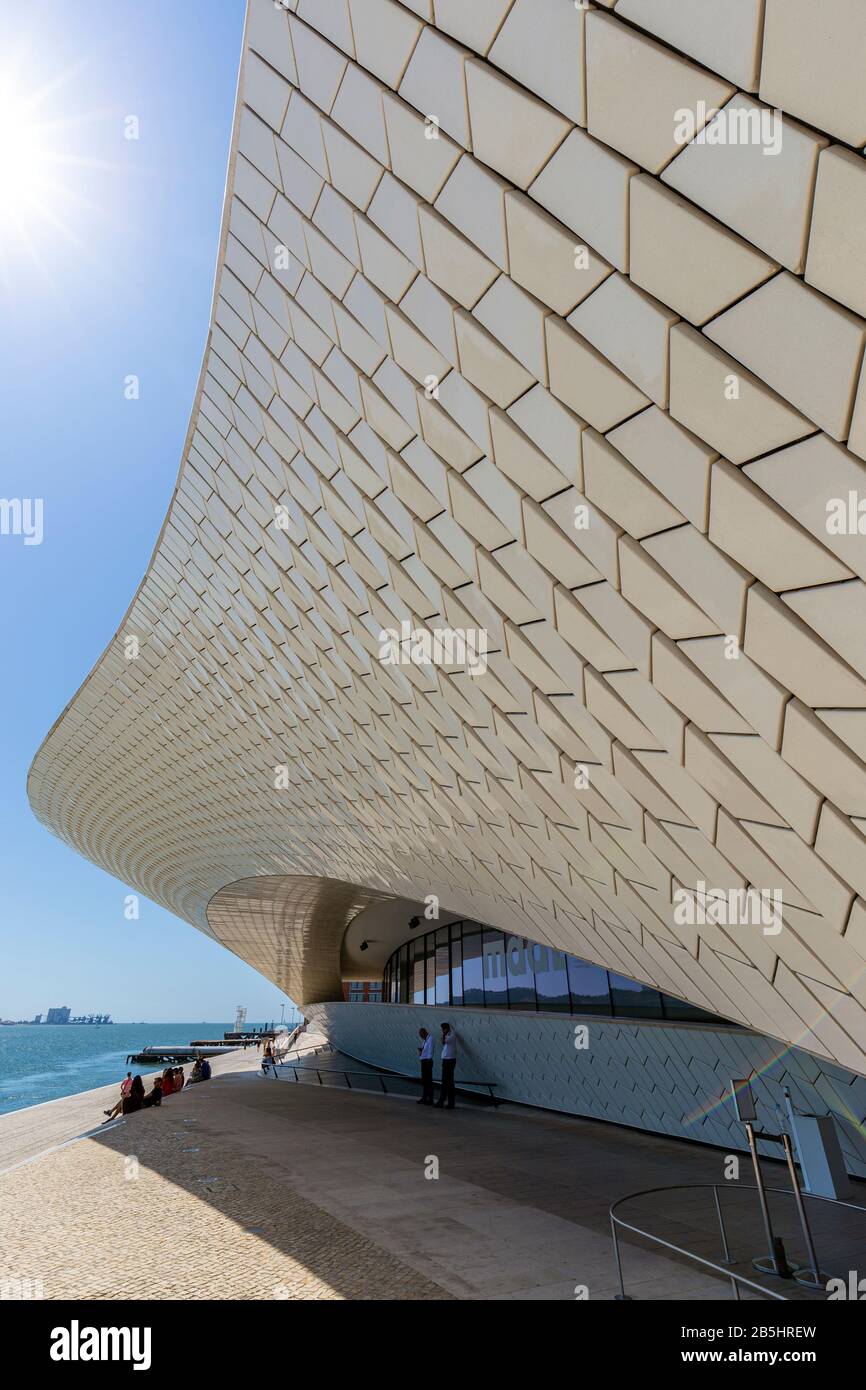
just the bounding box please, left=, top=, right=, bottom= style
left=381, top=921, right=729, bottom=1025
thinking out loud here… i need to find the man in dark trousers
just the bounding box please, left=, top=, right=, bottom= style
left=434, top=1022, right=457, bottom=1109
left=417, top=1026, right=434, bottom=1104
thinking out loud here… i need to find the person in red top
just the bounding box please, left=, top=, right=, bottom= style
left=103, top=1071, right=134, bottom=1121
left=173, top=1067, right=184, bottom=1091
left=161, top=1068, right=174, bottom=1096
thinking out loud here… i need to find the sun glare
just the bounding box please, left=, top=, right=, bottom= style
left=0, top=58, right=108, bottom=285
left=0, top=77, right=57, bottom=233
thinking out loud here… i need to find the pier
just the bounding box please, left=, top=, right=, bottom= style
left=126, top=1045, right=236, bottom=1065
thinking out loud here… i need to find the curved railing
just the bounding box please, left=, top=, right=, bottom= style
left=263, top=1052, right=499, bottom=1104
left=609, top=1182, right=866, bottom=1301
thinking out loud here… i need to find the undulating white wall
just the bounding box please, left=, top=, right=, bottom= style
left=28, top=0, right=866, bottom=1078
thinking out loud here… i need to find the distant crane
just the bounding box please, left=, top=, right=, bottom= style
left=234, top=1005, right=247, bottom=1033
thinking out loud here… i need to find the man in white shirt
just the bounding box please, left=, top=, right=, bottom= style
left=417, top=1027, right=434, bottom=1104
left=435, top=1022, right=457, bottom=1109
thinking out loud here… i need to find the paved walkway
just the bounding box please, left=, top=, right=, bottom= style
left=0, top=1043, right=267, bottom=1173
left=0, top=1035, right=862, bottom=1300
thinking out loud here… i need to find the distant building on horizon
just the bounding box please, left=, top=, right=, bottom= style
left=45, top=1006, right=71, bottom=1024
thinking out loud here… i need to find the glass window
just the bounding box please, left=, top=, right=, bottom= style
left=399, top=945, right=410, bottom=1004
left=383, top=928, right=728, bottom=1027
left=661, top=993, right=722, bottom=1024
left=435, top=928, right=450, bottom=1004
left=450, top=927, right=463, bottom=1007
left=482, top=929, right=508, bottom=1008
left=609, top=973, right=663, bottom=1019
left=462, top=929, right=484, bottom=1006
left=412, top=941, right=425, bottom=1005
left=567, top=959, right=611, bottom=1014
left=505, top=936, right=536, bottom=1009
left=532, top=944, right=570, bottom=1012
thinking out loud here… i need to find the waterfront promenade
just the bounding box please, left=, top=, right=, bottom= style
left=1, top=1034, right=863, bottom=1300
left=0, top=1046, right=259, bottom=1173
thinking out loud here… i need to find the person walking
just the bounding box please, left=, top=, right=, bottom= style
left=417, top=1027, right=434, bottom=1104
left=435, top=1022, right=457, bottom=1110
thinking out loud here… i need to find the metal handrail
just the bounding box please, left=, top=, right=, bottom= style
left=267, top=1061, right=500, bottom=1104
left=609, top=1181, right=866, bottom=1301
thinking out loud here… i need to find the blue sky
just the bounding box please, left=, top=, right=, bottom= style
left=0, top=0, right=297, bottom=1022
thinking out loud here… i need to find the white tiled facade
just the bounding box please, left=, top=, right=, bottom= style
left=28, top=1, right=866, bottom=1080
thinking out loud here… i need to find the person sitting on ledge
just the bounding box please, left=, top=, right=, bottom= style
left=142, top=1076, right=163, bottom=1108
left=104, top=1071, right=133, bottom=1120
left=161, top=1067, right=175, bottom=1097
left=200, top=1057, right=212, bottom=1081
left=188, top=1058, right=203, bottom=1084
left=121, top=1075, right=145, bottom=1115
left=173, top=1066, right=185, bottom=1092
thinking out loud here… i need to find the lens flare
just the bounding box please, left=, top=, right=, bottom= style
left=0, top=75, right=56, bottom=235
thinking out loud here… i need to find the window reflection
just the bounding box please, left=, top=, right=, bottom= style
left=482, top=929, right=508, bottom=1008
left=399, top=944, right=410, bottom=1004
left=379, top=919, right=729, bottom=1026
left=505, top=936, right=536, bottom=1008
left=532, top=944, right=570, bottom=1012
left=608, top=972, right=663, bottom=1019
left=660, top=993, right=718, bottom=1023
left=450, top=926, right=463, bottom=1007
left=412, top=941, right=425, bottom=1006
left=435, top=928, right=450, bottom=1005
left=567, top=959, right=611, bottom=1014
left=462, top=930, right=484, bottom=1006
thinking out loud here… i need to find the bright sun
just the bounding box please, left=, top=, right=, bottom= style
left=0, top=78, right=53, bottom=229
left=0, top=67, right=89, bottom=266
